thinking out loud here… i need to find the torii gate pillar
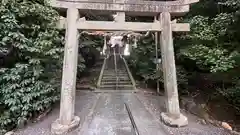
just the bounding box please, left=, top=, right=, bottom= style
left=51, top=8, right=80, bottom=134
left=159, top=12, right=187, bottom=127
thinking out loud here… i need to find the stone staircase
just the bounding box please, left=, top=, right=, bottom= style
left=96, top=54, right=136, bottom=92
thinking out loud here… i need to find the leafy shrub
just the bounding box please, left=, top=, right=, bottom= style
left=127, top=0, right=240, bottom=115
left=177, top=0, right=240, bottom=110
left=0, top=0, right=63, bottom=132
left=127, top=34, right=188, bottom=91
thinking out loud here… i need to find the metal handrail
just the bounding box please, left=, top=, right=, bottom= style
left=97, top=57, right=107, bottom=88
left=124, top=103, right=140, bottom=135
left=121, top=55, right=136, bottom=90
left=113, top=48, right=119, bottom=90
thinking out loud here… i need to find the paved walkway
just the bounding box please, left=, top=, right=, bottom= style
left=76, top=93, right=169, bottom=135
left=14, top=91, right=231, bottom=135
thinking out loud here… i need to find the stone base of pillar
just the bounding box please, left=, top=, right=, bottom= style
left=51, top=116, right=80, bottom=134
left=160, top=112, right=188, bottom=127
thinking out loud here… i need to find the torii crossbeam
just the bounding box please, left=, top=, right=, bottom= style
left=58, top=18, right=190, bottom=31
left=49, top=0, right=199, bottom=134
left=51, top=0, right=198, bottom=15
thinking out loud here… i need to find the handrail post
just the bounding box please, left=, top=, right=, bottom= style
left=113, top=47, right=118, bottom=90
left=97, top=58, right=107, bottom=88
left=121, top=55, right=136, bottom=90
left=155, top=16, right=160, bottom=94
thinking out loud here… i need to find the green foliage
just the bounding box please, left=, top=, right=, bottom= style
left=0, top=65, right=60, bottom=129
left=178, top=0, right=240, bottom=109
left=0, top=0, right=100, bottom=132
left=128, top=35, right=157, bottom=80
left=0, top=0, right=64, bottom=132
left=78, top=33, right=103, bottom=70
left=128, top=0, right=240, bottom=112
left=179, top=14, right=238, bottom=73
left=181, top=44, right=236, bottom=72
left=127, top=34, right=188, bottom=90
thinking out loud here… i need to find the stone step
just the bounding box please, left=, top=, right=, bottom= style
left=104, top=69, right=126, bottom=71
left=103, top=73, right=128, bottom=75
left=94, top=90, right=137, bottom=93
left=102, top=75, right=129, bottom=78
left=99, top=87, right=134, bottom=91
left=101, top=80, right=131, bottom=83
left=103, top=72, right=128, bottom=75
left=100, top=85, right=134, bottom=90
left=101, top=78, right=131, bottom=82
left=101, top=81, right=132, bottom=84
left=101, top=81, right=132, bottom=85
left=101, top=79, right=132, bottom=82
left=102, top=76, right=129, bottom=79
left=100, top=84, right=133, bottom=87
left=103, top=72, right=128, bottom=74
left=105, top=68, right=127, bottom=72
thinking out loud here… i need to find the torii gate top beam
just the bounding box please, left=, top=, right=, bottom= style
left=50, top=0, right=199, bottom=16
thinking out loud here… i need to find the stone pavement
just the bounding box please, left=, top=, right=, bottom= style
left=14, top=91, right=231, bottom=135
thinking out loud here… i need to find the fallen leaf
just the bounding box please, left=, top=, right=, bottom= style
left=222, top=122, right=232, bottom=131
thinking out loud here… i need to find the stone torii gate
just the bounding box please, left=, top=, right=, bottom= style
left=50, top=0, right=198, bottom=134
